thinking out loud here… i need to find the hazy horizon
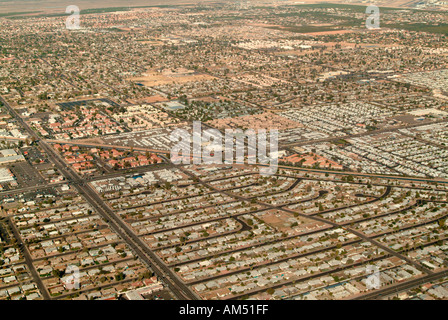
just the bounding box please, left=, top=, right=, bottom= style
left=0, top=0, right=217, bottom=13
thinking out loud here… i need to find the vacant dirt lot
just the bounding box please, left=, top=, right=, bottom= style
left=129, top=69, right=216, bottom=87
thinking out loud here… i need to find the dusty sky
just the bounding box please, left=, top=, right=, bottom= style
left=0, top=0, right=214, bottom=13
left=0, top=0, right=418, bottom=14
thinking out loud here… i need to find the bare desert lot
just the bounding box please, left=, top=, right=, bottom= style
left=129, top=69, right=216, bottom=87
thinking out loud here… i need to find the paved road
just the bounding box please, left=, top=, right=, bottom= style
left=351, top=269, right=448, bottom=300
left=176, top=164, right=435, bottom=279
left=280, top=118, right=448, bottom=148
left=0, top=182, right=66, bottom=198
left=3, top=93, right=448, bottom=299
left=268, top=163, right=448, bottom=184
left=46, top=139, right=171, bottom=155
left=0, top=96, right=199, bottom=300
left=6, top=217, right=51, bottom=300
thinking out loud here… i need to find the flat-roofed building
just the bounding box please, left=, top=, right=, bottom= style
left=0, top=167, right=15, bottom=183
left=0, top=149, right=25, bottom=164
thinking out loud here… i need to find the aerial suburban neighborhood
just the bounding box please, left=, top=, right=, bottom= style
left=0, top=0, right=447, bottom=307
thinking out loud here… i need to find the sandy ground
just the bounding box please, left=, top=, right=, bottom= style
left=258, top=210, right=317, bottom=233
left=305, top=29, right=361, bottom=36
left=129, top=70, right=216, bottom=87
left=138, top=95, right=170, bottom=103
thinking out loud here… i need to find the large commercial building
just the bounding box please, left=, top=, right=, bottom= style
left=0, top=167, right=15, bottom=183
left=0, top=149, right=25, bottom=165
